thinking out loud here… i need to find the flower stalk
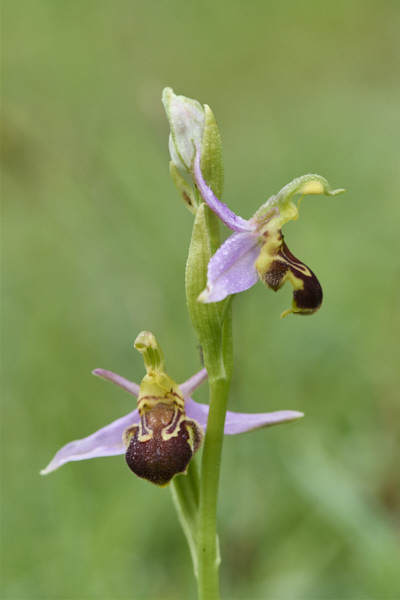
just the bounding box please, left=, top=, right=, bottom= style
left=170, top=459, right=201, bottom=575
left=196, top=320, right=233, bottom=599
left=170, top=90, right=233, bottom=593
left=185, top=201, right=233, bottom=599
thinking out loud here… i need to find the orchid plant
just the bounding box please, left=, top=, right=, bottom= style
left=41, top=88, right=344, bottom=600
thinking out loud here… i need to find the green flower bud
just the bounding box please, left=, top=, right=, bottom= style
left=163, top=88, right=224, bottom=213
left=162, top=87, right=205, bottom=173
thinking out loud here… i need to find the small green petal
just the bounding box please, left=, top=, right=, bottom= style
left=169, top=161, right=199, bottom=214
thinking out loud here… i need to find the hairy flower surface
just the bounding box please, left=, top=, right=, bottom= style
left=192, top=150, right=345, bottom=316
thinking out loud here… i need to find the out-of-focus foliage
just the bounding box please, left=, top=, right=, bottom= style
left=2, top=1, right=399, bottom=599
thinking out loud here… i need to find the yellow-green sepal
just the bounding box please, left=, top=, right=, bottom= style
left=169, top=161, right=199, bottom=214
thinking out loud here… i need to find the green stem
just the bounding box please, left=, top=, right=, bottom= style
left=196, top=305, right=233, bottom=600
left=196, top=375, right=231, bottom=600
left=170, top=458, right=200, bottom=575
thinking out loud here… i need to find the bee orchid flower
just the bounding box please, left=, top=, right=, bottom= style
left=192, top=149, right=345, bottom=317
left=41, top=332, right=303, bottom=484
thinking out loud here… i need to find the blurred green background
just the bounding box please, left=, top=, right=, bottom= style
left=2, top=1, right=400, bottom=599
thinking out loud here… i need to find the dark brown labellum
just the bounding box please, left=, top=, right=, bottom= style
left=125, top=405, right=203, bottom=486
left=261, top=236, right=323, bottom=315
